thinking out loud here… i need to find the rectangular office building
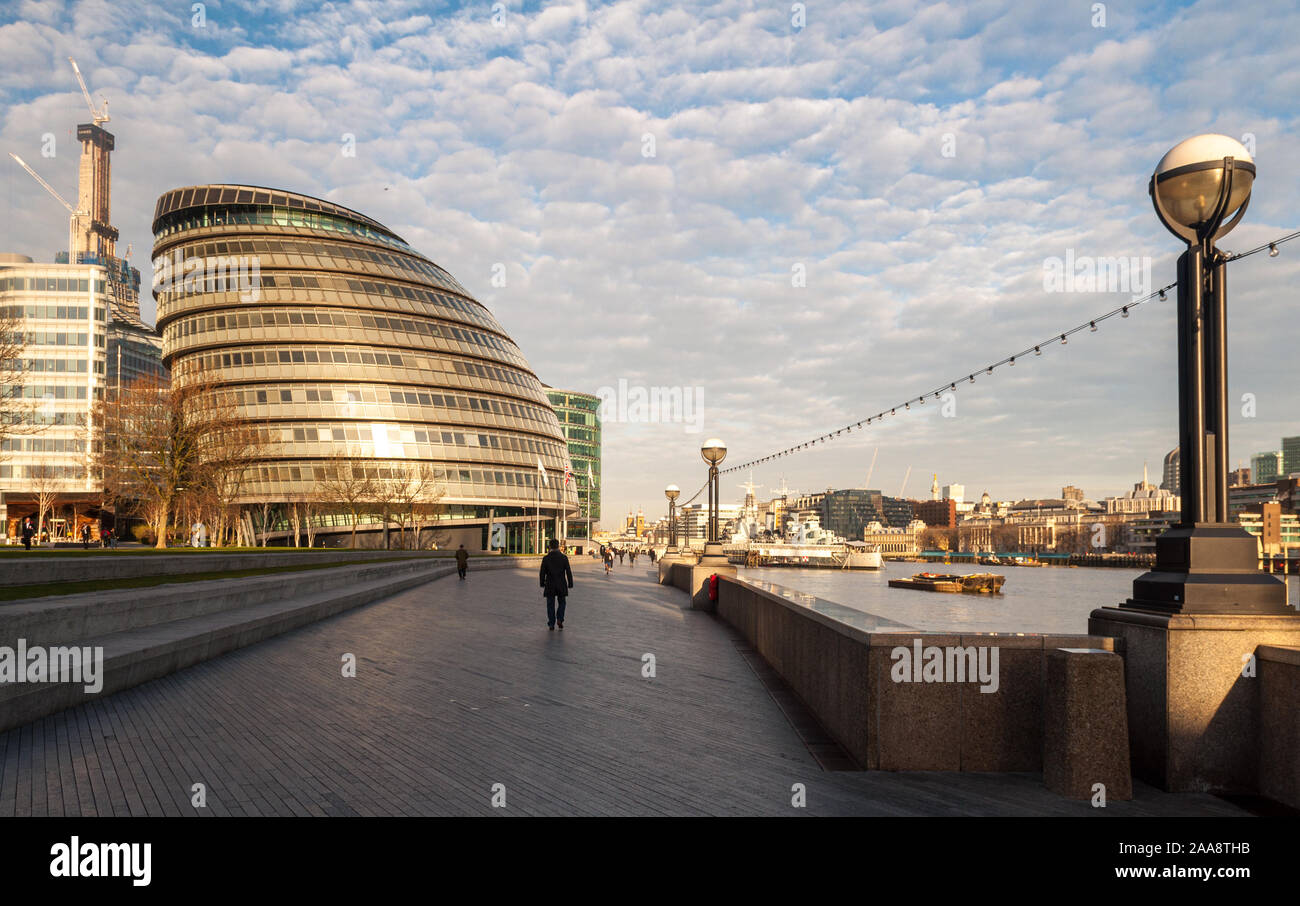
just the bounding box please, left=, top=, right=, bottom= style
left=0, top=254, right=111, bottom=540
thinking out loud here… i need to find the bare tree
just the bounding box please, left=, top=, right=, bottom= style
left=94, top=375, right=232, bottom=549
left=991, top=524, right=1020, bottom=553
left=0, top=311, right=34, bottom=458
left=192, top=394, right=266, bottom=547
left=408, top=467, right=447, bottom=550
left=286, top=495, right=302, bottom=548
left=383, top=464, right=445, bottom=549
left=919, top=526, right=958, bottom=551
left=314, top=452, right=377, bottom=548
left=28, top=462, right=63, bottom=544
left=297, top=491, right=322, bottom=549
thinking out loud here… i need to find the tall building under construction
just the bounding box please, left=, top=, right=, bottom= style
left=1, top=60, right=164, bottom=542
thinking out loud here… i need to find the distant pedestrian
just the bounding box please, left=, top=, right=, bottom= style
left=604, top=546, right=613, bottom=576
left=540, top=538, right=573, bottom=630
left=21, top=517, right=33, bottom=551
left=455, top=544, right=469, bottom=580
left=81, top=524, right=91, bottom=550
left=649, top=548, right=657, bottom=564
left=617, top=548, right=625, bottom=565
left=629, top=549, right=637, bottom=566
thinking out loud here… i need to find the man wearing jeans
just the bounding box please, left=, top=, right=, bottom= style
left=540, top=538, right=573, bottom=630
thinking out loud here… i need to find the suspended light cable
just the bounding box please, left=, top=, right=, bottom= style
left=717, top=228, right=1296, bottom=476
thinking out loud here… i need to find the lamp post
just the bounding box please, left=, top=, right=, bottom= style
left=665, top=484, right=679, bottom=553
left=700, top=438, right=727, bottom=561
left=1124, top=133, right=1287, bottom=615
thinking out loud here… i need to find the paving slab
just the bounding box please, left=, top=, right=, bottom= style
left=0, top=561, right=1251, bottom=816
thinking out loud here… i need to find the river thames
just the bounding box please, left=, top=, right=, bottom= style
left=740, top=561, right=1300, bottom=634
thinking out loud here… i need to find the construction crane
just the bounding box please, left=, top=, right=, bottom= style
left=69, top=57, right=109, bottom=126
left=8, top=152, right=82, bottom=259
left=899, top=465, right=912, bottom=498
left=863, top=447, right=879, bottom=489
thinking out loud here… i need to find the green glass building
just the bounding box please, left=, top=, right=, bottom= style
left=545, top=387, right=601, bottom=539
left=1283, top=436, right=1300, bottom=478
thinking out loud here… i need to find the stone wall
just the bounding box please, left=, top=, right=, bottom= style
left=715, top=575, right=1115, bottom=771
left=1258, top=644, right=1300, bottom=810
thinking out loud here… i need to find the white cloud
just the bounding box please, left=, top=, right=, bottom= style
left=0, top=0, right=1295, bottom=521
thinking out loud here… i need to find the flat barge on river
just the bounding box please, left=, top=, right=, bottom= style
left=888, top=573, right=1006, bottom=594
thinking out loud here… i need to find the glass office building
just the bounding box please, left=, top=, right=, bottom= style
left=819, top=488, right=915, bottom=538
left=153, top=184, right=576, bottom=549
left=0, top=254, right=110, bottom=540
left=545, top=387, right=601, bottom=538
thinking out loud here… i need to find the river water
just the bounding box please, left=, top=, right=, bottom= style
left=740, top=561, right=1300, bottom=635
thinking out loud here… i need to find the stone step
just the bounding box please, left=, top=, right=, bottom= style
left=0, top=549, right=438, bottom=587
left=0, top=557, right=439, bottom=646
left=0, top=557, right=544, bottom=734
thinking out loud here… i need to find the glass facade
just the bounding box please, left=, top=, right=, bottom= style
left=545, top=387, right=601, bottom=537
left=153, top=185, right=576, bottom=544
left=1283, top=436, right=1300, bottom=478
left=0, top=257, right=110, bottom=539
left=819, top=488, right=914, bottom=537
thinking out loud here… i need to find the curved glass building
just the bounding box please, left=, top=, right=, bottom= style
left=153, top=184, right=576, bottom=549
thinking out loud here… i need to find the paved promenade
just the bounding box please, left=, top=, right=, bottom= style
left=0, top=560, right=1249, bottom=816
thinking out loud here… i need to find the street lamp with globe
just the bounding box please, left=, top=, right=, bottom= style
left=664, top=484, right=680, bottom=554
left=1124, top=133, right=1287, bottom=614
left=700, top=438, right=727, bottom=557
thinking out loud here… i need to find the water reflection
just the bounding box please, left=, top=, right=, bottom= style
left=738, top=575, right=916, bottom=633
left=741, top=561, right=1147, bottom=634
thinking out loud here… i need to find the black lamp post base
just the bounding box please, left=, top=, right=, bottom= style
left=1121, top=523, right=1291, bottom=615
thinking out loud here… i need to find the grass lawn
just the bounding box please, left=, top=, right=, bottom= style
left=0, top=546, right=461, bottom=557
left=0, top=556, right=431, bottom=603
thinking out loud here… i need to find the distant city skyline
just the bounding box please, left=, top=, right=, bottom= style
left=1, top=0, right=1296, bottom=524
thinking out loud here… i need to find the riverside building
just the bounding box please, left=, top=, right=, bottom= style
left=0, top=254, right=110, bottom=540
left=545, top=386, right=601, bottom=540
left=152, top=184, right=576, bottom=550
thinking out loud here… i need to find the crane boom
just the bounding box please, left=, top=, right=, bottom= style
left=68, top=57, right=109, bottom=125
left=9, top=153, right=77, bottom=213
left=864, top=446, right=878, bottom=489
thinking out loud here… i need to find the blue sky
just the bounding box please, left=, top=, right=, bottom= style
left=2, top=0, right=1297, bottom=522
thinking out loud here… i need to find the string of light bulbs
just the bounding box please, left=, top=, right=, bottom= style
left=719, top=228, right=1298, bottom=476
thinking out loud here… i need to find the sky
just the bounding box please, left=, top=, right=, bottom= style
left=1, top=0, right=1297, bottom=525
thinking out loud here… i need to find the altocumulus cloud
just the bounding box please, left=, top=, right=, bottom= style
left=0, top=0, right=1296, bottom=518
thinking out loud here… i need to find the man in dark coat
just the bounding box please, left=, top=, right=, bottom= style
left=540, top=538, right=573, bottom=630
left=455, top=544, right=469, bottom=580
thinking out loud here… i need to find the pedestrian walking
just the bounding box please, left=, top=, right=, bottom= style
left=617, top=548, right=625, bottom=565
left=540, top=538, right=573, bottom=630
left=455, top=543, right=469, bottom=580
left=604, top=546, right=613, bottom=576
left=21, top=517, right=34, bottom=551
left=81, top=523, right=91, bottom=550
left=629, top=549, right=637, bottom=566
